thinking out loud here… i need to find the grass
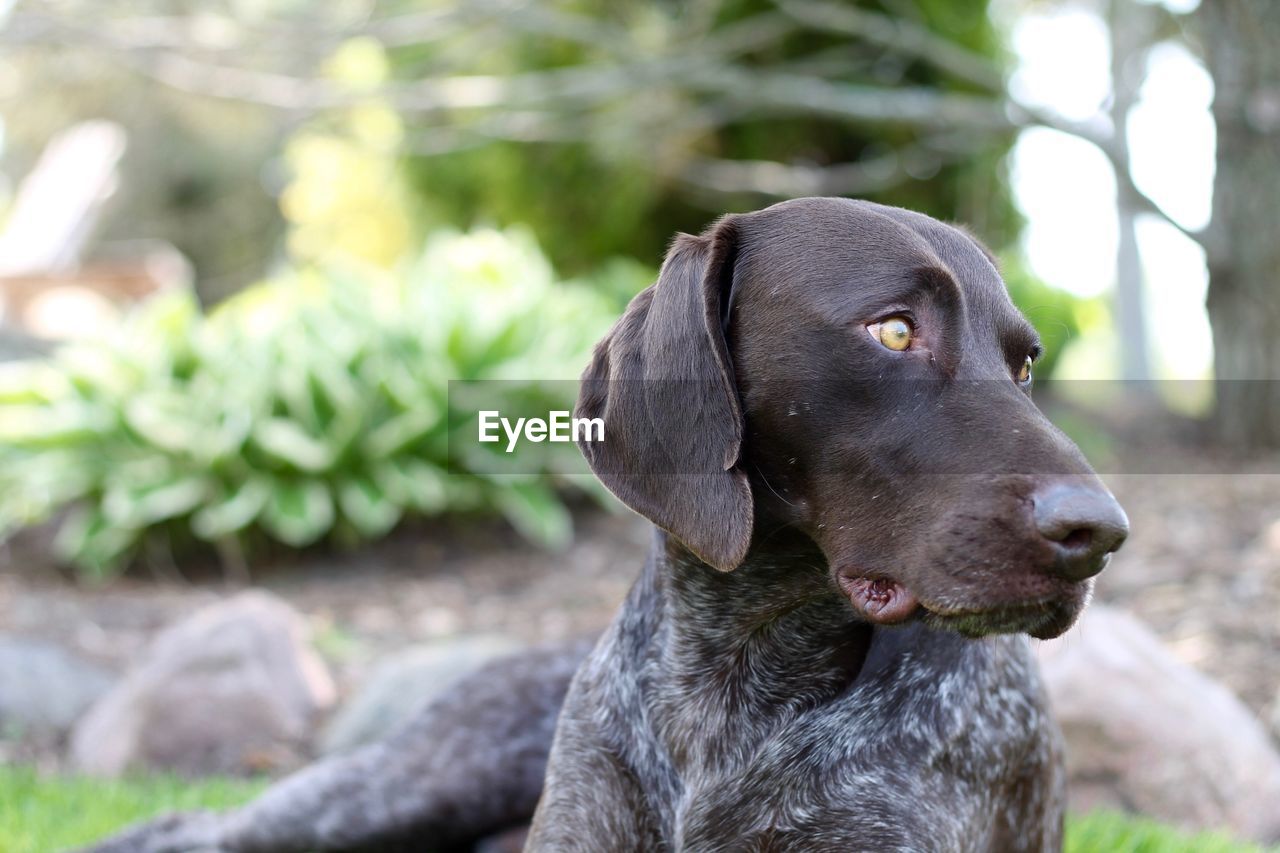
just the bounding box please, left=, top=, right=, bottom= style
left=0, top=765, right=265, bottom=852
left=1066, top=811, right=1275, bottom=853
left=1, top=765, right=1275, bottom=853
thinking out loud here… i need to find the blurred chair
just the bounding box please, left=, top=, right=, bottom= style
left=0, top=121, right=190, bottom=345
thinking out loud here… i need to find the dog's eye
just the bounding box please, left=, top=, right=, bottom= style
left=1017, top=355, right=1033, bottom=385
left=869, top=316, right=914, bottom=352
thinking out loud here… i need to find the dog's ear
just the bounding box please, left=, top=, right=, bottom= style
left=575, top=216, right=752, bottom=571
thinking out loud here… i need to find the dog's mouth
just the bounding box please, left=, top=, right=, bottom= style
left=835, top=574, right=924, bottom=626
left=835, top=570, right=1089, bottom=640
left=920, top=594, right=1088, bottom=640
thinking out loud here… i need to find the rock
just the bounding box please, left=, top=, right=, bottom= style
left=320, top=634, right=518, bottom=755
left=1261, top=516, right=1280, bottom=554
left=70, top=591, right=336, bottom=777
left=1271, top=686, right=1280, bottom=742
left=0, top=636, right=115, bottom=737
left=1038, top=604, right=1280, bottom=843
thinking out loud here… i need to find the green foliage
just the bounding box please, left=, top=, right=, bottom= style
left=1000, top=254, right=1100, bottom=381
left=0, top=766, right=264, bottom=853
left=1065, top=811, right=1275, bottom=853
left=0, top=228, right=626, bottom=578
left=391, top=0, right=1019, bottom=274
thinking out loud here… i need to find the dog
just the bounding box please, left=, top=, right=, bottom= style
left=526, top=197, right=1127, bottom=851
left=84, top=198, right=1126, bottom=853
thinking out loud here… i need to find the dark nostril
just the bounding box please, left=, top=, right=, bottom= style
left=1032, top=482, right=1129, bottom=581
left=1058, top=528, right=1093, bottom=552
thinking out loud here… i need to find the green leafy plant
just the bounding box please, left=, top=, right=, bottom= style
left=0, top=766, right=265, bottom=853
left=0, top=228, right=628, bottom=578
left=999, top=254, right=1101, bottom=382
left=1065, top=811, right=1274, bottom=853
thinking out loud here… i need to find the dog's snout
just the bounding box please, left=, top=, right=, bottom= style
left=1031, top=482, right=1129, bottom=581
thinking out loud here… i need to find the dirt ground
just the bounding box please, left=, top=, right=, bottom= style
left=2, top=436, right=1279, bottom=761
left=0, top=512, right=648, bottom=705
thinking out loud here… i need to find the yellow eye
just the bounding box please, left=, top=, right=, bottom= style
left=870, top=316, right=914, bottom=352
left=1017, top=355, right=1033, bottom=385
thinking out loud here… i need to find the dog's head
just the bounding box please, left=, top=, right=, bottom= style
left=576, top=197, right=1127, bottom=640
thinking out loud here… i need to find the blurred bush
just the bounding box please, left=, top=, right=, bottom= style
left=386, top=0, right=1018, bottom=274
left=280, top=39, right=415, bottom=269
left=1000, top=254, right=1100, bottom=382
left=0, top=228, right=628, bottom=578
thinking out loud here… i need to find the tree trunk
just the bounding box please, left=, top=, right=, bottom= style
left=1110, top=0, right=1153, bottom=382
left=1199, top=1, right=1280, bottom=447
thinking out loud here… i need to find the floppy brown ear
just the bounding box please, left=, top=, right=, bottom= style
left=574, top=216, right=752, bottom=571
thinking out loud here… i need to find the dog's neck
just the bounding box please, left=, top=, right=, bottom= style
left=659, top=529, right=848, bottom=632
left=629, top=529, right=874, bottom=775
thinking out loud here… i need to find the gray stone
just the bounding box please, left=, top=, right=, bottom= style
left=1038, top=604, right=1280, bottom=843
left=70, top=590, right=336, bottom=777
left=1271, top=686, right=1280, bottom=743
left=320, top=634, right=518, bottom=755
left=0, top=636, right=115, bottom=737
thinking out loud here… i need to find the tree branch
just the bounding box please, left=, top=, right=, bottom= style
left=368, top=2, right=630, bottom=51
left=3, top=2, right=1208, bottom=245
left=678, top=131, right=979, bottom=200
left=773, top=0, right=1006, bottom=92
left=1009, top=103, right=1206, bottom=244
left=772, top=0, right=1206, bottom=243
left=10, top=14, right=1014, bottom=131
left=680, top=151, right=908, bottom=198
left=684, top=66, right=1013, bottom=128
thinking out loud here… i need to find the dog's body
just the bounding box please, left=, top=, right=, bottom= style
left=84, top=198, right=1125, bottom=853
left=530, top=538, right=1063, bottom=852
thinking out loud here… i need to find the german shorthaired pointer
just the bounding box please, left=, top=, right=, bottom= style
left=85, top=198, right=1127, bottom=853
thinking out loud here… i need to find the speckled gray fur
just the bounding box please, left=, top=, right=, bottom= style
left=527, top=537, right=1065, bottom=852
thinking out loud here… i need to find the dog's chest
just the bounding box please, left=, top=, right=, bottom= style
left=657, top=640, right=1053, bottom=851
left=670, top=731, right=1036, bottom=851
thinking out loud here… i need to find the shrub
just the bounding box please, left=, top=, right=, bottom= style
left=1000, top=254, right=1099, bottom=381
left=0, top=228, right=628, bottom=578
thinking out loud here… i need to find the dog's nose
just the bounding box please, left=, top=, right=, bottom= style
left=1032, top=482, right=1129, bottom=581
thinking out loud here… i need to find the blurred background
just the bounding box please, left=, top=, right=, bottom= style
left=1, top=1, right=1279, bottom=850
